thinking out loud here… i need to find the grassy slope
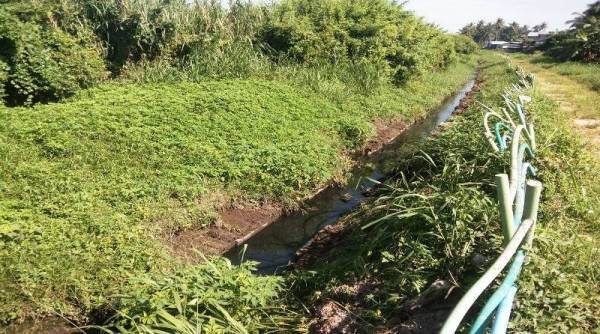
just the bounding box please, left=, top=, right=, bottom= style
left=509, top=53, right=600, bottom=119
left=289, top=53, right=599, bottom=332
left=0, top=61, right=474, bottom=322
left=512, top=88, right=600, bottom=333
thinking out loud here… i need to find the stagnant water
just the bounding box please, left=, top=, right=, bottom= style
left=225, top=77, right=477, bottom=274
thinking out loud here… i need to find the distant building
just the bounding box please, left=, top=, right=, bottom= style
left=485, top=41, right=523, bottom=52
left=527, top=31, right=550, bottom=46
left=486, top=41, right=509, bottom=49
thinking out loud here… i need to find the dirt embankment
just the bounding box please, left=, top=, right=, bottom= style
left=294, top=76, right=482, bottom=269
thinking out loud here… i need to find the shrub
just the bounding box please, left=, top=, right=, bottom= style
left=0, top=60, right=8, bottom=102
left=541, top=1, right=600, bottom=63
left=261, top=0, right=456, bottom=83
left=452, top=34, right=479, bottom=54
left=73, top=0, right=190, bottom=73
left=540, top=31, right=583, bottom=62
left=0, top=2, right=107, bottom=106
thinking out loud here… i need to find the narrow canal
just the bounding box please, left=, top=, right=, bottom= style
left=225, top=76, right=478, bottom=274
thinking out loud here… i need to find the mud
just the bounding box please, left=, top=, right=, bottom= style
left=168, top=204, right=283, bottom=260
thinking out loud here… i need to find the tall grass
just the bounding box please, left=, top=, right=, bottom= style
left=0, top=57, right=476, bottom=325
left=98, top=257, right=304, bottom=333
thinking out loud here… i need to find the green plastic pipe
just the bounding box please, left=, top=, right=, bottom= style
left=468, top=251, right=525, bottom=334
left=439, top=219, right=534, bottom=334
left=469, top=180, right=543, bottom=334
left=523, top=180, right=543, bottom=247
left=527, top=123, right=536, bottom=152
left=495, top=174, right=515, bottom=244
left=484, top=112, right=508, bottom=152
left=510, top=126, right=525, bottom=201
left=491, top=285, right=518, bottom=334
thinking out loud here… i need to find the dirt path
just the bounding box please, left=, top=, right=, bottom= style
left=511, top=57, right=600, bottom=159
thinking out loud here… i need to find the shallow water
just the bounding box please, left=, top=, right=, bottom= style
left=225, top=77, right=477, bottom=274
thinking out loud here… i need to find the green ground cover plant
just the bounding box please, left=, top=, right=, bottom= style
left=0, top=57, right=475, bottom=325
left=1, top=0, right=478, bottom=107
left=506, top=65, right=600, bottom=334
left=288, top=52, right=599, bottom=332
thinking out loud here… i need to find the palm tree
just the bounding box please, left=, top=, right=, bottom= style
left=568, top=1, right=600, bottom=29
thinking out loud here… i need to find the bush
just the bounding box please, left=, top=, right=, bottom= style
left=540, top=31, right=583, bottom=62
left=74, top=0, right=190, bottom=73
left=0, top=60, right=7, bottom=102
left=0, top=2, right=107, bottom=106
left=261, top=0, right=456, bottom=83
left=452, top=34, right=479, bottom=54
left=541, top=1, right=600, bottom=63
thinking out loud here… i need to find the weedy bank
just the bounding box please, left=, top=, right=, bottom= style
left=1, top=0, right=483, bottom=330
left=0, top=48, right=476, bottom=330
left=287, top=53, right=599, bottom=332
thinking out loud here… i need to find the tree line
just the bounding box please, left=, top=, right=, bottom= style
left=540, top=1, right=600, bottom=62
left=0, top=0, right=478, bottom=107
left=459, top=1, right=600, bottom=63
left=460, top=19, right=547, bottom=46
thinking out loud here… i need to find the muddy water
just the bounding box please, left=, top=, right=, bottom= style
left=225, top=77, right=477, bottom=274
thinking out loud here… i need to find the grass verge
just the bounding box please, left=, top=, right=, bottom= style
left=511, top=53, right=600, bottom=92
left=508, top=52, right=600, bottom=160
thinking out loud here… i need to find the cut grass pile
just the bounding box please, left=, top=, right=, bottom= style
left=0, top=60, right=474, bottom=323
left=289, top=52, right=599, bottom=332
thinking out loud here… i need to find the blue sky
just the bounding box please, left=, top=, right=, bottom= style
left=403, top=0, right=593, bottom=33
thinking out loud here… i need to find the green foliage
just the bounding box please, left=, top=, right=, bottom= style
left=452, top=34, right=479, bottom=54
left=71, top=0, right=188, bottom=72
left=516, top=52, right=600, bottom=92
left=509, top=88, right=600, bottom=333
left=541, top=1, right=600, bottom=63
left=460, top=19, right=543, bottom=45
left=290, top=54, right=513, bottom=330
left=0, top=1, right=107, bottom=106
left=0, top=62, right=475, bottom=325
left=101, top=258, right=291, bottom=333
left=290, top=52, right=600, bottom=332
left=261, top=0, right=457, bottom=83
left=0, top=60, right=7, bottom=102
